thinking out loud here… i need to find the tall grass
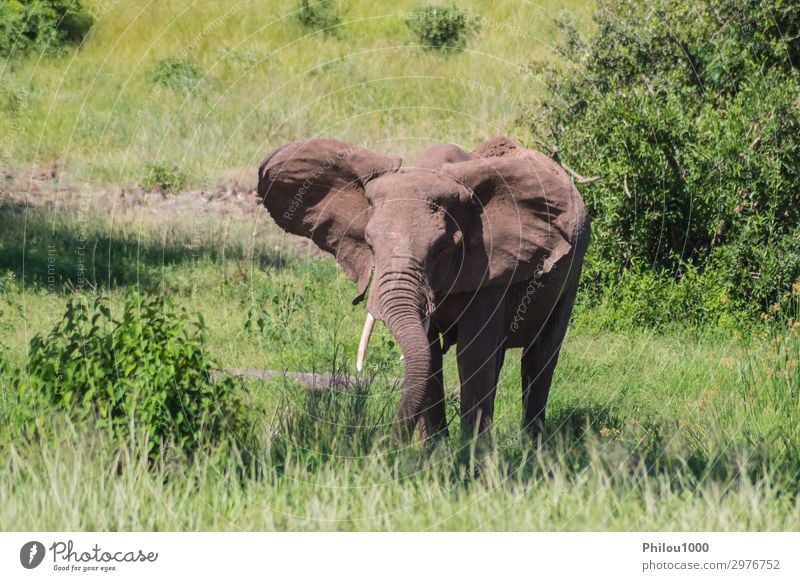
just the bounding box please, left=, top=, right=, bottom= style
left=0, top=205, right=798, bottom=531
left=2, top=367, right=799, bottom=531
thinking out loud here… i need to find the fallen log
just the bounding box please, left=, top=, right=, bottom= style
left=210, top=368, right=401, bottom=390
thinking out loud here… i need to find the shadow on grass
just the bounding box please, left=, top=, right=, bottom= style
left=264, top=370, right=399, bottom=476
left=0, top=204, right=286, bottom=290
left=257, top=383, right=800, bottom=495
left=538, top=404, right=800, bottom=494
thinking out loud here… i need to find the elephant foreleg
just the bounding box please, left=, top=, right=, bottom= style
left=456, top=288, right=505, bottom=436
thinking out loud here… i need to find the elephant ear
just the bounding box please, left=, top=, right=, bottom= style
left=257, top=139, right=402, bottom=301
left=441, top=137, right=578, bottom=292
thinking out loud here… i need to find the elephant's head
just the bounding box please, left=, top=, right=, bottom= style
left=257, top=137, right=577, bottom=434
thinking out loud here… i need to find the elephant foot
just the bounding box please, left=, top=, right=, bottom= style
left=417, top=418, right=449, bottom=444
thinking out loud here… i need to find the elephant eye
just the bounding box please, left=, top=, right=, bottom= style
left=433, top=240, right=450, bottom=256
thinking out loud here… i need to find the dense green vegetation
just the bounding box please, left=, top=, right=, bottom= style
left=0, top=0, right=798, bottom=531
left=0, top=0, right=93, bottom=57
left=404, top=4, right=479, bottom=50
left=294, top=0, right=343, bottom=36
left=15, top=291, right=254, bottom=461
left=533, top=0, right=800, bottom=327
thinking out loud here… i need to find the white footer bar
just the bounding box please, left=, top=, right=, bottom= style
left=2, top=533, right=797, bottom=580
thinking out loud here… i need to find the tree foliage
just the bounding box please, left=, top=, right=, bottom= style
left=534, top=0, right=800, bottom=324
left=0, top=0, right=93, bottom=57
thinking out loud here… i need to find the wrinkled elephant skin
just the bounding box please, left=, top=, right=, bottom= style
left=257, top=136, right=590, bottom=441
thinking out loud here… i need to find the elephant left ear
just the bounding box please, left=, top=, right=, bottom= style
left=257, top=139, right=401, bottom=303
left=441, top=137, right=579, bottom=292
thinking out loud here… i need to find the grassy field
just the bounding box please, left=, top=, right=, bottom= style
left=1, top=0, right=799, bottom=531
left=0, top=201, right=798, bottom=531
left=0, top=0, right=592, bottom=186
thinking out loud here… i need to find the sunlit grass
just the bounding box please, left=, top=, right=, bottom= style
left=0, top=0, right=593, bottom=185
left=1, top=204, right=798, bottom=531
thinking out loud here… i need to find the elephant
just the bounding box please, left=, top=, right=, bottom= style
left=257, top=136, right=590, bottom=442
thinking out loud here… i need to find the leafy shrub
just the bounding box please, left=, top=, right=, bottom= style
left=244, top=281, right=305, bottom=344
left=294, top=0, right=342, bottom=35
left=142, top=161, right=187, bottom=193
left=149, top=57, right=203, bottom=91
left=584, top=262, right=741, bottom=332
left=0, top=0, right=93, bottom=57
left=405, top=4, right=478, bottom=51
left=15, top=292, right=255, bottom=461
left=532, top=0, right=800, bottom=323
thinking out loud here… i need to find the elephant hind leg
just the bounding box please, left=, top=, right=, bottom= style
left=521, top=278, right=580, bottom=437
left=495, top=345, right=506, bottom=386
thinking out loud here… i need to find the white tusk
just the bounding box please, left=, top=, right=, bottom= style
left=356, top=312, right=375, bottom=372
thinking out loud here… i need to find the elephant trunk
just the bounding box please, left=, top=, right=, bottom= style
left=375, top=269, right=431, bottom=439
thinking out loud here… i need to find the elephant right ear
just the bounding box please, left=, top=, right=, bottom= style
left=441, top=137, right=579, bottom=293
left=257, top=139, right=402, bottom=302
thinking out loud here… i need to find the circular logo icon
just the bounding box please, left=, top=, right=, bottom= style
left=20, top=541, right=46, bottom=569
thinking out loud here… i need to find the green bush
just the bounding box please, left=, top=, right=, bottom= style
left=583, top=262, right=741, bottom=332
left=533, top=0, right=800, bottom=324
left=149, top=57, right=203, bottom=91
left=294, top=0, right=342, bottom=36
left=142, top=161, right=187, bottom=193
left=405, top=4, right=478, bottom=51
left=15, top=292, right=255, bottom=461
left=0, top=0, right=93, bottom=57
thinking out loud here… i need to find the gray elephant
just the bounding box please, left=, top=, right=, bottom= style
left=257, top=136, right=590, bottom=441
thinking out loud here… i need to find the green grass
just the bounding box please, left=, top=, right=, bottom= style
left=0, top=204, right=798, bottom=530
left=0, top=0, right=592, bottom=186
left=1, top=0, right=798, bottom=532
left=3, top=419, right=798, bottom=531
